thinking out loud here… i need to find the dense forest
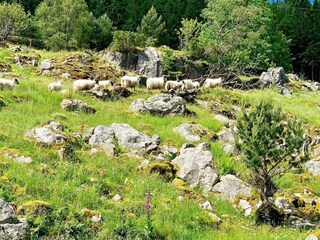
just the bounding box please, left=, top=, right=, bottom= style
left=0, top=0, right=320, bottom=80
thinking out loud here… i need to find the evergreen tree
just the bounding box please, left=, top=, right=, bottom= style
left=236, top=101, right=306, bottom=225
left=90, top=14, right=114, bottom=50
left=137, top=6, right=165, bottom=46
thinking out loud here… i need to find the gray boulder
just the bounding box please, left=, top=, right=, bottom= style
left=110, top=123, right=159, bottom=153
left=0, top=199, right=30, bottom=240
left=172, top=143, right=218, bottom=192
left=144, top=94, right=186, bottom=116
left=173, top=122, right=211, bottom=142
left=211, top=175, right=252, bottom=202
left=136, top=47, right=161, bottom=77
left=217, top=129, right=235, bottom=144
left=40, top=60, right=53, bottom=71
left=61, top=99, right=96, bottom=114
left=260, top=67, right=286, bottom=87
left=89, top=126, right=116, bottom=155
left=129, top=99, right=147, bottom=113
left=25, top=127, right=66, bottom=146
left=279, top=87, right=293, bottom=96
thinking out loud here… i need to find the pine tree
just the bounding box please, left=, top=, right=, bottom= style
left=236, top=101, right=306, bottom=225
left=137, top=6, right=165, bottom=46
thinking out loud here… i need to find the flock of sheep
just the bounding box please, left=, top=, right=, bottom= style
left=0, top=74, right=223, bottom=93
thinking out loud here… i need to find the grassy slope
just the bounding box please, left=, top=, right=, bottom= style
left=0, top=47, right=316, bottom=239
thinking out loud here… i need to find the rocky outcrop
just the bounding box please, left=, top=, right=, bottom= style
left=172, top=143, right=218, bottom=192
left=211, top=175, right=252, bottom=202
left=0, top=199, right=30, bottom=240
left=136, top=47, right=161, bottom=77
left=130, top=94, right=188, bottom=116
left=61, top=99, right=96, bottom=114
left=260, top=67, right=286, bottom=87
left=173, top=122, right=213, bottom=142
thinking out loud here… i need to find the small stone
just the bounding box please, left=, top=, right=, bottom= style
left=200, top=201, right=213, bottom=211
left=112, top=194, right=122, bottom=201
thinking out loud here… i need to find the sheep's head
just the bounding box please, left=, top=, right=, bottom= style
left=13, top=78, right=19, bottom=85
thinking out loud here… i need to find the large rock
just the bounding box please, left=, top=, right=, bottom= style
left=305, top=158, right=320, bottom=176
left=110, top=124, right=159, bottom=154
left=144, top=94, right=186, bottom=116
left=172, top=143, right=218, bottom=192
left=173, top=122, right=212, bottom=142
left=25, top=127, right=66, bottom=146
left=0, top=199, right=30, bottom=240
left=61, top=99, right=96, bottom=114
left=136, top=47, right=161, bottom=77
left=260, top=67, right=286, bottom=87
left=211, top=175, right=252, bottom=202
left=89, top=126, right=116, bottom=155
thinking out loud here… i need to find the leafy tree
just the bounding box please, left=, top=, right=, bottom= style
left=0, top=2, right=30, bottom=43
left=178, top=18, right=202, bottom=57
left=110, top=30, right=143, bottom=53
left=236, top=101, right=306, bottom=225
left=35, top=0, right=92, bottom=50
left=137, top=6, right=165, bottom=46
left=90, top=14, right=114, bottom=50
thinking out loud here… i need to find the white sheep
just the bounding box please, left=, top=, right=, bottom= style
left=73, top=79, right=98, bottom=92
left=48, top=81, right=63, bottom=92
left=146, top=77, right=165, bottom=90
left=165, top=80, right=183, bottom=91
left=192, top=81, right=200, bottom=89
left=0, top=78, right=19, bottom=90
left=121, top=75, right=140, bottom=90
left=203, top=77, right=223, bottom=88
left=181, top=79, right=195, bottom=91
left=94, top=80, right=114, bottom=91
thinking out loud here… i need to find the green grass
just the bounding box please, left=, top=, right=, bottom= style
left=0, top=46, right=317, bottom=239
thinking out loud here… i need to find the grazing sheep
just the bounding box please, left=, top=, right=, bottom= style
left=146, top=77, right=165, bottom=90
left=181, top=79, right=195, bottom=91
left=48, top=81, right=63, bottom=92
left=121, top=75, right=140, bottom=90
left=94, top=80, right=114, bottom=91
left=165, top=80, right=183, bottom=91
left=203, top=77, right=223, bottom=88
left=0, top=78, right=19, bottom=90
left=73, top=79, right=98, bottom=92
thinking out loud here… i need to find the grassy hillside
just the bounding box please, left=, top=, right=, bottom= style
left=1, top=46, right=319, bottom=239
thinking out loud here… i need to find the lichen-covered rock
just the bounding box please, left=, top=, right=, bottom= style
left=110, top=123, right=159, bottom=154
left=217, top=129, right=235, bottom=143
left=57, top=145, right=78, bottom=162
left=305, top=158, right=320, bottom=176
left=173, top=122, right=213, bottom=142
left=0, top=199, right=18, bottom=224
left=211, top=175, right=252, bottom=202
left=17, top=201, right=52, bottom=216
left=25, top=127, right=66, bottom=146
left=172, top=143, right=218, bottom=192
left=144, top=161, right=179, bottom=181
left=129, top=99, right=147, bottom=113
left=61, top=99, right=96, bottom=114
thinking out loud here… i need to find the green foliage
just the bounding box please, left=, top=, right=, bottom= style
left=35, top=0, right=92, bottom=50
left=236, top=101, right=305, bottom=202
left=178, top=18, right=202, bottom=57
left=137, top=6, right=165, bottom=46
left=160, top=47, right=183, bottom=77
left=0, top=2, right=30, bottom=42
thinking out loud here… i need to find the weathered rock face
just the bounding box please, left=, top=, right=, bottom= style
left=102, top=51, right=137, bottom=70
left=172, top=143, right=218, bottom=192
left=40, top=60, right=53, bottom=71
left=89, top=126, right=116, bottom=155
left=260, top=67, right=286, bottom=87
left=211, top=175, right=252, bottom=202
left=130, top=94, right=187, bottom=116
left=61, top=99, right=96, bottom=114
left=25, top=126, right=66, bottom=146
left=0, top=199, right=30, bottom=240
left=136, top=47, right=161, bottom=77
left=110, top=124, right=159, bottom=154
left=173, top=122, right=212, bottom=142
